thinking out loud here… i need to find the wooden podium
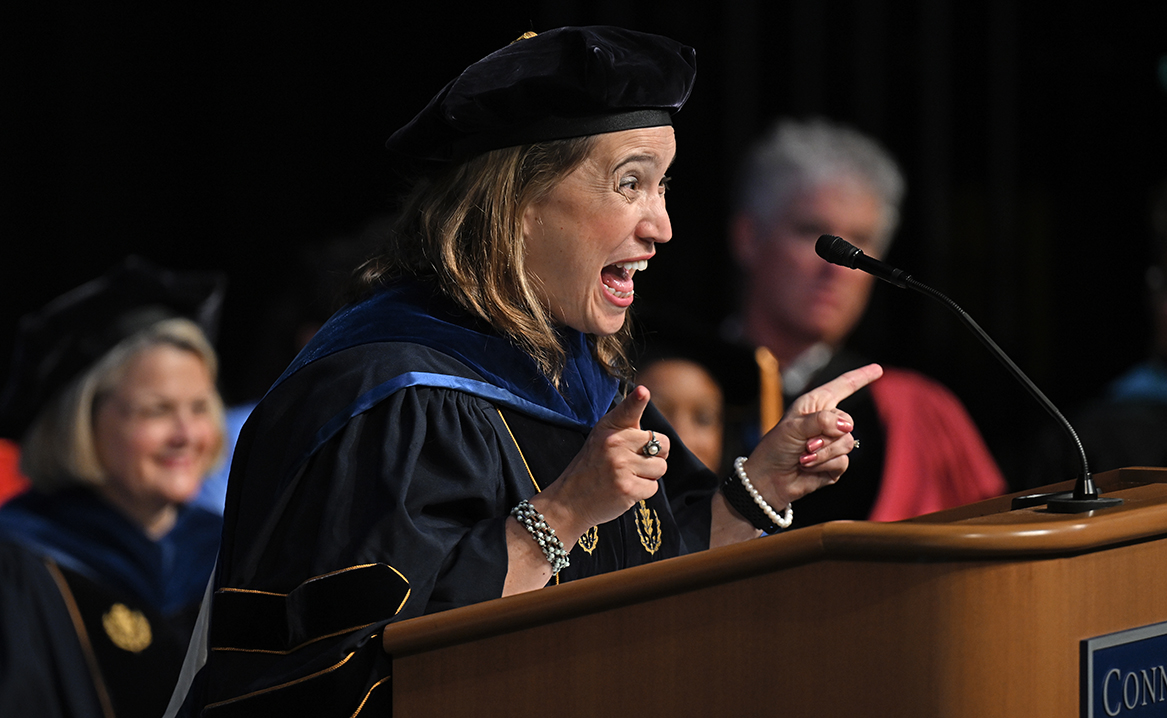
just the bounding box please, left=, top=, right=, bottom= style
left=380, top=467, right=1167, bottom=717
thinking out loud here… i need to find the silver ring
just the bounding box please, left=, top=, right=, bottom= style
left=853, top=440, right=861, bottom=451
left=642, top=430, right=662, bottom=457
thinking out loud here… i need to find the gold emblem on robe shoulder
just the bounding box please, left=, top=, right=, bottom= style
left=578, top=525, right=599, bottom=554
left=635, top=500, right=661, bottom=555
left=102, top=603, right=152, bottom=653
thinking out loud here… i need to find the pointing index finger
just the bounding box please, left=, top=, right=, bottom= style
left=791, top=363, right=883, bottom=415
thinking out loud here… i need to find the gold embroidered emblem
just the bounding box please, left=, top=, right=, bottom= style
left=578, top=525, right=599, bottom=554
left=635, top=500, right=661, bottom=555
left=102, top=603, right=152, bottom=653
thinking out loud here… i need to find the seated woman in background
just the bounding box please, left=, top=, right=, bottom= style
left=0, top=256, right=226, bottom=718
left=636, top=356, right=726, bottom=473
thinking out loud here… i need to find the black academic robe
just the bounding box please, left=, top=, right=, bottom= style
left=0, top=489, right=221, bottom=718
left=184, top=282, right=718, bottom=717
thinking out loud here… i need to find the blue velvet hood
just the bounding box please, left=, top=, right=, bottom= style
left=274, top=280, right=621, bottom=431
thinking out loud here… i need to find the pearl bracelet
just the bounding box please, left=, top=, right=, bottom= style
left=733, top=456, right=793, bottom=530
left=510, top=499, right=571, bottom=575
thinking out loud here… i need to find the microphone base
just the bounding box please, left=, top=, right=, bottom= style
left=1012, top=473, right=1124, bottom=513
left=1011, top=490, right=1073, bottom=510
left=1010, top=490, right=1124, bottom=512
left=1046, top=495, right=1124, bottom=513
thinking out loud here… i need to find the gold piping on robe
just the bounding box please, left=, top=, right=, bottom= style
left=203, top=651, right=358, bottom=711
left=44, top=559, right=117, bottom=718
left=496, top=408, right=541, bottom=492
left=212, top=563, right=410, bottom=654
left=349, top=673, right=393, bottom=718
left=495, top=408, right=600, bottom=583
left=210, top=625, right=383, bottom=656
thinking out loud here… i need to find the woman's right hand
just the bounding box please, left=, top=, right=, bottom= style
left=503, top=385, right=667, bottom=595
left=529, top=384, right=668, bottom=547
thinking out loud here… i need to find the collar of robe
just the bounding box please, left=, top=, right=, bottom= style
left=0, top=487, right=221, bottom=615
left=272, top=280, right=621, bottom=431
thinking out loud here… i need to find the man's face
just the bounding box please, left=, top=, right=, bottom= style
left=735, top=179, right=886, bottom=350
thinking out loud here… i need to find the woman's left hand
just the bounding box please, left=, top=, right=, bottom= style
left=747, top=363, right=883, bottom=507
left=710, top=363, right=882, bottom=545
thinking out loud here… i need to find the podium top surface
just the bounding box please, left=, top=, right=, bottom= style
left=827, top=466, right=1167, bottom=556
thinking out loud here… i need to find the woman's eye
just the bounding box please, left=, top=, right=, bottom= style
left=619, top=176, right=640, bottom=193
left=137, top=404, right=169, bottom=418
left=694, top=409, right=721, bottom=428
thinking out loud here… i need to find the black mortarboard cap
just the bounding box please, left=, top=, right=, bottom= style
left=385, top=26, right=697, bottom=162
left=0, top=256, right=226, bottom=439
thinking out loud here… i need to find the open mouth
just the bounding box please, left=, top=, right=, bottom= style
left=601, top=259, right=647, bottom=300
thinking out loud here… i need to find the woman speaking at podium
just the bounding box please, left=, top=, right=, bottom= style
left=172, top=26, right=880, bottom=716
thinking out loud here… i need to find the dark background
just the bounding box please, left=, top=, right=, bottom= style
left=4, top=2, right=1166, bottom=487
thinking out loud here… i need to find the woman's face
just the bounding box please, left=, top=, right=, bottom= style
left=522, top=126, right=676, bottom=336
left=93, top=344, right=219, bottom=518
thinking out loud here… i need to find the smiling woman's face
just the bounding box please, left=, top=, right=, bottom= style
left=93, top=344, right=219, bottom=522
left=522, top=126, right=676, bottom=336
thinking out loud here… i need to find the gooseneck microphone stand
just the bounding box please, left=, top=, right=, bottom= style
left=814, top=234, right=1121, bottom=513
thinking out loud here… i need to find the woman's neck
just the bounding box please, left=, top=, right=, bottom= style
left=94, top=484, right=178, bottom=539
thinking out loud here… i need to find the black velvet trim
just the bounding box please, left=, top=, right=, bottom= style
left=209, top=564, right=409, bottom=653
left=50, top=561, right=194, bottom=718
left=448, top=109, right=672, bottom=159
left=201, top=646, right=392, bottom=718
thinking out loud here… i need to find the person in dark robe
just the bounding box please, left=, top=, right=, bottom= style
left=167, top=27, right=882, bottom=717
left=0, top=256, right=227, bottom=718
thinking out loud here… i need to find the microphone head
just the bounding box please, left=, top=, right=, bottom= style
left=815, top=234, right=861, bottom=268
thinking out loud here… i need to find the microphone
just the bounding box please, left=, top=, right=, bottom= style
left=814, top=234, right=1120, bottom=513
left=816, top=234, right=912, bottom=288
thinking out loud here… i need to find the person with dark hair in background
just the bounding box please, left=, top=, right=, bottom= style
left=727, top=117, right=1006, bottom=527
left=0, top=257, right=227, bottom=718
left=167, top=28, right=882, bottom=716
left=636, top=354, right=726, bottom=473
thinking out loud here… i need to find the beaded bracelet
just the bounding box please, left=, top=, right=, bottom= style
left=510, top=499, right=571, bottom=575
left=720, top=456, right=793, bottom=533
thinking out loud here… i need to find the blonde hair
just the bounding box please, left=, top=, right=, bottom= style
left=355, top=136, right=634, bottom=385
left=20, top=317, right=226, bottom=492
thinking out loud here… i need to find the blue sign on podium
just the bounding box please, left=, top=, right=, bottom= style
left=1083, top=621, right=1167, bottom=717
